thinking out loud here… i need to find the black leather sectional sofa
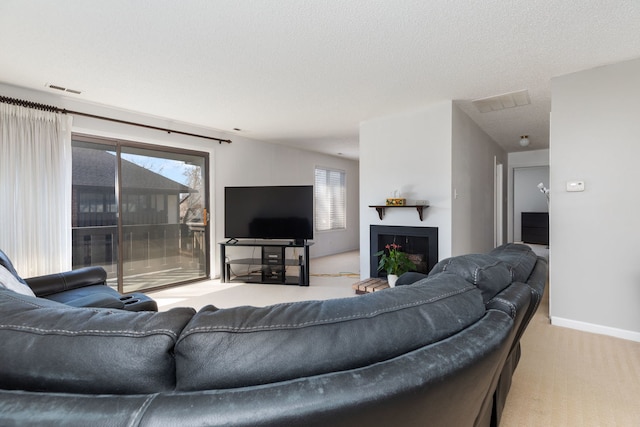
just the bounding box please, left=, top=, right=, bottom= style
left=0, top=250, right=157, bottom=311
left=0, top=243, right=546, bottom=426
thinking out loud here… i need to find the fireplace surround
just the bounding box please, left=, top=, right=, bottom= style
left=370, top=225, right=438, bottom=278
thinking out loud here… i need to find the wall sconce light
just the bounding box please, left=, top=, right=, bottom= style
left=519, top=135, right=530, bottom=147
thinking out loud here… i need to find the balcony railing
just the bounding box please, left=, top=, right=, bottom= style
left=72, top=223, right=206, bottom=291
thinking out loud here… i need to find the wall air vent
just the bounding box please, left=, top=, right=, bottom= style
left=46, top=83, right=82, bottom=95
left=472, top=89, right=530, bottom=113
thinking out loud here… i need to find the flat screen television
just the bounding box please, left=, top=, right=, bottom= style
left=224, top=185, right=314, bottom=242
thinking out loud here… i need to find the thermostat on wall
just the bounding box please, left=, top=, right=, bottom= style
left=566, top=180, right=585, bottom=192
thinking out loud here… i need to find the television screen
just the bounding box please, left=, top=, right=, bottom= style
left=224, top=185, right=314, bottom=241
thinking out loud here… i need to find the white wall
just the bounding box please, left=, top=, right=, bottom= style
left=358, top=101, right=507, bottom=278
left=214, top=136, right=360, bottom=261
left=451, top=104, right=508, bottom=255
left=359, top=101, right=454, bottom=278
left=0, top=83, right=359, bottom=278
left=550, top=58, right=640, bottom=341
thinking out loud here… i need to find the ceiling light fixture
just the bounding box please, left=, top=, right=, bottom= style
left=519, top=135, right=530, bottom=147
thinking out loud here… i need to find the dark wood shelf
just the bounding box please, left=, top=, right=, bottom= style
left=369, top=205, right=429, bottom=221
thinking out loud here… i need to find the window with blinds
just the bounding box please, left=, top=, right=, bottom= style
left=314, top=167, right=346, bottom=231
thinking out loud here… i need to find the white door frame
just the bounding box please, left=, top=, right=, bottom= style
left=494, top=157, right=504, bottom=247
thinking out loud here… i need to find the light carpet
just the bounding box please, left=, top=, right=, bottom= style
left=149, top=250, right=361, bottom=310
left=500, top=287, right=640, bottom=426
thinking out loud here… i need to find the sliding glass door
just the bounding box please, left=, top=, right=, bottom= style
left=71, top=137, right=209, bottom=292
left=71, top=141, right=119, bottom=280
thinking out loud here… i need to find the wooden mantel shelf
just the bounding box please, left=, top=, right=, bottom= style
left=369, top=205, right=429, bottom=221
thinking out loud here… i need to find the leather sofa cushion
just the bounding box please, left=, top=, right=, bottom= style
left=43, top=284, right=123, bottom=304
left=395, top=271, right=428, bottom=286
left=489, top=243, right=539, bottom=283
left=174, top=273, right=485, bottom=391
left=0, top=289, right=195, bottom=394
left=429, top=254, right=512, bottom=303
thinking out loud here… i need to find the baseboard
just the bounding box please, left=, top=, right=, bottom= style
left=551, top=316, right=640, bottom=343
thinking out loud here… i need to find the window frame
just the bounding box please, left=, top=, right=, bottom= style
left=314, top=166, right=347, bottom=232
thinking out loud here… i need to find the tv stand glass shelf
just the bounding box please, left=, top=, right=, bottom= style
left=219, top=241, right=312, bottom=286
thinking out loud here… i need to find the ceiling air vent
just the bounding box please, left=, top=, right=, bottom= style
left=472, top=89, right=530, bottom=113
left=46, top=83, right=82, bottom=95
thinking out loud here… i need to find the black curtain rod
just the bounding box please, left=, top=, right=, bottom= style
left=0, top=95, right=232, bottom=144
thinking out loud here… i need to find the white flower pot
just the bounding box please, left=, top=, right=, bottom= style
left=387, top=274, right=398, bottom=287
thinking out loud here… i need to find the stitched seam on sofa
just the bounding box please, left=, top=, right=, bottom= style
left=440, top=259, right=453, bottom=271
left=507, top=252, right=528, bottom=271
left=487, top=297, right=516, bottom=318
left=60, top=273, right=70, bottom=291
left=0, top=292, right=69, bottom=309
left=472, top=259, right=504, bottom=285
left=0, top=325, right=180, bottom=338
left=1, top=292, right=124, bottom=313
left=126, top=393, right=159, bottom=427
left=181, top=285, right=478, bottom=334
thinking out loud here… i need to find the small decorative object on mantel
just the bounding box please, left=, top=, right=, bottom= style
left=374, top=242, right=416, bottom=287
left=386, top=190, right=405, bottom=206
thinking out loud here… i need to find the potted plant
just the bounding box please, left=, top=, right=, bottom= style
left=375, top=243, right=416, bottom=287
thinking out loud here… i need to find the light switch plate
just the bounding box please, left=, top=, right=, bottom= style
left=566, top=180, right=585, bottom=192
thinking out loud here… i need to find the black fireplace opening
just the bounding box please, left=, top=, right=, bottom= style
left=370, top=225, right=438, bottom=278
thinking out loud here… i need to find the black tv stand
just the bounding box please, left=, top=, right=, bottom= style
left=219, top=240, right=312, bottom=286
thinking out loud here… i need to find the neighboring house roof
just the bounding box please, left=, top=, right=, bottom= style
left=72, top=147, right=192, bottom=193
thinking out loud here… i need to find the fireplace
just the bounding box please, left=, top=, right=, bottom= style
left=370, top=225, right=438, bottom=278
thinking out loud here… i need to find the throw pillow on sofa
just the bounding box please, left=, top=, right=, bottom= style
left=0, top=265, right=35, bottom=297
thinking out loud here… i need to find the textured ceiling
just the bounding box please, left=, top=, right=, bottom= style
left=1, top=0, right=640, bottom=159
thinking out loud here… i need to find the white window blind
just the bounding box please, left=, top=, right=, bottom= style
left=314, top=167, right=346, bottom=231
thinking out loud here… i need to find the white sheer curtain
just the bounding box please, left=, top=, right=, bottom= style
left=0, top=102, right=72, bottom=277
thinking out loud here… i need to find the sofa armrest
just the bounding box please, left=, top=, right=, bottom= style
left=25, top=267, right=108, bottom=297
left=63, top=293, right=126, bottom=309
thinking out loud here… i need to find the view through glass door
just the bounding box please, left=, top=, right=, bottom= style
left=71, top=137, right=209, bottom=292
